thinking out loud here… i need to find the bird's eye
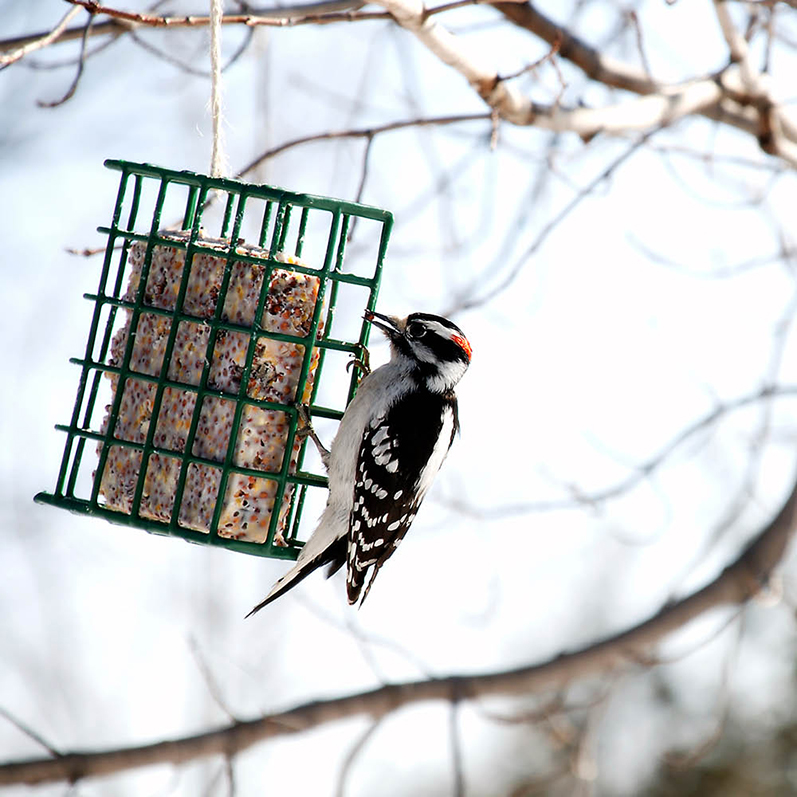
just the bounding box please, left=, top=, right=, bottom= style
left=406, top=322, right=426, bottom=339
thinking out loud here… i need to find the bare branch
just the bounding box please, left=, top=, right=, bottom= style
left=0, top=0, right=512, bottom=54
left=126, top=23, right=254, bottom=77
left=0, top=18, right=129, bottom=55
left=44, top=0, right=392, bottom=34
left=445, top=384, right=797, bottom=518
left=498, top=35, right=561, bottom=82
left=346, top=134, right=375, bottom=243
left=372, top=0, right=797, bottom=162
left=334, top=716, right=385, bottom=797
left=0, top=706, right=62, bottom=759
left=0, top=6, right=83, bottom=67
left=449, top=699, right=465, bottom=797
left=0, top=1, right=363, bottom=54
left=628, top=232, right=795, bottom=279
left=626, top=9, right=653, bottom=82
left=236, top=113, right=491, bottom=178
left=37, top=10, right=95, bottom=107
left=664, top=614, right=744, bottom=770
left=449, top=131, right=652, bottom=315
left=5, top=0, right=796, bottom=165
left=496, top=1, right=797, bottom=163
left=189, top=638, right=240, bottom=724
left=2, top=472, right=796, bottom=786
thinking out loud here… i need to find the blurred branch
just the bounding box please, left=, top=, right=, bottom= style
left=0, top=5, right=82, bottom=66
left=60, top=0, right=389, bottom=27
left=495, top=1, right=658, bottom=94
left=712, top=0, right=797, bottom=163
left=126, top=22, right=255, bottom=77
left=373, top=0, right=733, bottom=136
left=2, top=472, right=796, bottom=786
left=0, top=706, right=62, bottom=758
left=36, top=10, right=94, bottom=107
left=446, top=384, right=797, bottom=518
left=5, top=0, right=797, bottom=166
left=449, top=699, right=465, bottom=797
left=334, top=716, right=385, bottom=797
left=189, top=638, right=240, bottom=724
left=447, top=131, right=652, bottom=315
left=495, top=1, right=797, bottom=164
left=663, top=612, right=744, bottom=771
left=627, top=231, right=796, bottom=279
left=0, top=0, right=512, bottom=56
left=236, top=113, right=492, bottom=178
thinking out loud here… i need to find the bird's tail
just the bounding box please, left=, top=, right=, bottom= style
left=245, top=535, right=346, bottom=617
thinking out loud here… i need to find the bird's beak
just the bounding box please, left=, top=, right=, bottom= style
left=364, top=310, right=402, bottom=341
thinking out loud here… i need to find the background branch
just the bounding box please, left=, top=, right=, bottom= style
left=2, top=473, right=795, bottom=787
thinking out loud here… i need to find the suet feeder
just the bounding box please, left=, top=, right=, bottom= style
left=35, top=160, right=393, bottom=560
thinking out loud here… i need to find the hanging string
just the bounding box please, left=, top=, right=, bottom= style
left=209, top=0, right=228, bottom=178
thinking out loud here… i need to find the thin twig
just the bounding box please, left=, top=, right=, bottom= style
left=626, top=9, right=653, bottom=81
left=189, top=638, right=240, bottom=723
left=236, top=113, right=491, bottom=178
left=450, top=698, right=465, bottom=797
left=497, top=35, right=561, bottom=82
left=496, top=2, right=797, bottom=162
left=127, top=24, right=254, bottom=77
left=0, top=5, right=82, bottom=67
left=664, top=613, right=745, bottom=770
left=0, top=706, right=62, bottom=759
left=334, top=716, right=385, bottom=797
left=346, top=134, right=375, bottom=243
left=451, top=132, right=653, bottom=314
left=63, top=0, right=391, bottom=28
left=628, top=232, right=795, bottom=279
left=444, top=384, right=797, bottom=519
left=37, top=10, right=94, bottom=107
left=0, top=0, right=517, bottom=54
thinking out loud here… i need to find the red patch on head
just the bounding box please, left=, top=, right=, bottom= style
left=452, top=334, right=472, bottom=361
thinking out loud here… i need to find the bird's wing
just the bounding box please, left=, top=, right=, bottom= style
left=346, top=392, right=458, bottom=605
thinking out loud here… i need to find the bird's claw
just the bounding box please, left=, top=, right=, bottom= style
left=295, top=405, right=331, bottom=471
left=346, top=345, right=371, bottom=380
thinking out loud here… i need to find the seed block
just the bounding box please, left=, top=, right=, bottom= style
left=98, top=232, right=321, bottom=544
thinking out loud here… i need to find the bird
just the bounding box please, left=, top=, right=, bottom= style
left=246, top=309, right=472, bottom=614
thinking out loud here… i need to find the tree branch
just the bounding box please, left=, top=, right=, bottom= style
left=6, top=0, right=796, bottom=165
left=494, top=2, right=659, bottom=95
left=444, top=384, right=797, bottom=518
left=0, top=0, right=517, bottom=55
left=0, top=5, right=83, bottom=66
left=2, top=471, right=796, bottom=786
left=496, top=1, right=797, bottom=165
left=235, top=113, right=492, bottom=179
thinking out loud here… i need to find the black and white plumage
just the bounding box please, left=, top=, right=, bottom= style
left=247, top=310, right=472, bottom=614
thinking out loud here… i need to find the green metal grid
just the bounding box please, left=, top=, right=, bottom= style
left=35, top=159, right=393, bottom=560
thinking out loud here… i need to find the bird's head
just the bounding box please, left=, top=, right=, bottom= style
left=364, top=310, right=472, bottom=393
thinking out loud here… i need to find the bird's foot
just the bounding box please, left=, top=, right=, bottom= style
left=296, top=405, right=330, bottom=470
left=346, top=345, right=371, bottom=380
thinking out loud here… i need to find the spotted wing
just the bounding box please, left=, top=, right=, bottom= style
left=346, top=391, right=458, bottom=605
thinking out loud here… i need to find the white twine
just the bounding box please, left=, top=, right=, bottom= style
left=209, top=0, right=228, bottom=178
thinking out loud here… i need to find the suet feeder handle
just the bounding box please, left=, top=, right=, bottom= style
left=35, top=160, right=392, bottom=561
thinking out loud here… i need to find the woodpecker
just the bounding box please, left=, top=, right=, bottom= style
left=247, top=310, right=472, bottom=614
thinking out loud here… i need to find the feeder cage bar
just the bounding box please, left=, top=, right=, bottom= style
left=36, top=160, right=392, bottom=561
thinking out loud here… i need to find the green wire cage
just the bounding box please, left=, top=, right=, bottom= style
left=35, top=160, right=393, bottom=560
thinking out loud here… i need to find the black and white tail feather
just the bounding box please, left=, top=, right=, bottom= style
left=247, top=310, right=472, bottom=615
